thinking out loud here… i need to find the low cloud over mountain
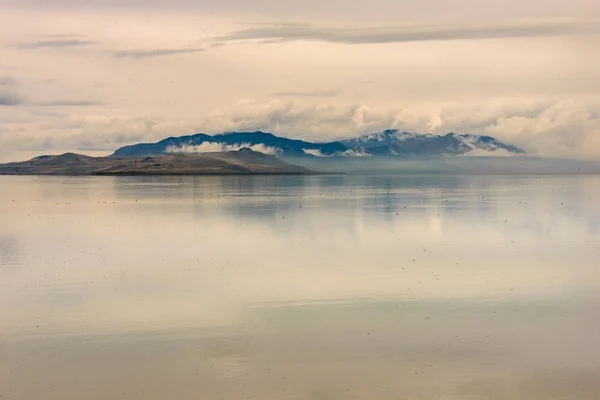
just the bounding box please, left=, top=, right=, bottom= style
left=112, top=130, right=525, bottom=158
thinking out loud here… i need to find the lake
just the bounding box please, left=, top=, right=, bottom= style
left=1, top=174, right=599, bottom=399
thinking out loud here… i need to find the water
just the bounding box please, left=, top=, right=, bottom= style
left=1, top=174, right=599, bottom=400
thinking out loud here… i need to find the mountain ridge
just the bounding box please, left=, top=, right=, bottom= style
left=111, top=130, right=525, bottom=158
left=112, top=131, right=348, bottom=157
left=340, top=129, right=525, bottom=156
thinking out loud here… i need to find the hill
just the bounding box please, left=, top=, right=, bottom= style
left=0, top=148, right=314, bottom=175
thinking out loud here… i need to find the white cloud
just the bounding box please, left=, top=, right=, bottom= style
left=482, top=100, right=600, bottom=158
left=302, top=149, right=327, bottom=157
left=341, top=149, right=371, bottom=157
left=301, top=148, right=370, bottom=157
left=167, top=142, right=280, bottom=155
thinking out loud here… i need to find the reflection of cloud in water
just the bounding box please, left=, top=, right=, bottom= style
left=0, top=235, right=20, bottom=270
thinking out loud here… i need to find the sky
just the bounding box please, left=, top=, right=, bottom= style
left=1, top=0, right=599, bottom=161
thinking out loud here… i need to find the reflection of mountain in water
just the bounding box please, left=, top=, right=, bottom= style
left=102, top=174, right=600, bottom=243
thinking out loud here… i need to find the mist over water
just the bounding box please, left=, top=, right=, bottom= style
left=283, top=155, right=600, bottom=175
left=1, top=174, right=599, bottom=399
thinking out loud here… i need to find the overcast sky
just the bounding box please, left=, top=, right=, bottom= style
left=1, top=0, right=599, bottom=161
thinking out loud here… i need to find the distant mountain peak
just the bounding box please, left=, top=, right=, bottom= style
left=341, top=130, right=525, bottom=156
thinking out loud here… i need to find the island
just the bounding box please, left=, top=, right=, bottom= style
left=0, top=148, right=315, bottom=175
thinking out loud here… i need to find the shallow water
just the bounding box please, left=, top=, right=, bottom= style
left=1, top=174, right=599, bottom=400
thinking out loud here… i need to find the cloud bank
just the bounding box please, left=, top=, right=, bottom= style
left=114, top=47, right=204, bottom=59
left=2, top=99, right=599, bottom=161
left=215, top=20, right=600, bottom=45
left=17, top=39, right=97, bottom=49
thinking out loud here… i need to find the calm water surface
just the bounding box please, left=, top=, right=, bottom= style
left=1, top=174, right=599, bottom=400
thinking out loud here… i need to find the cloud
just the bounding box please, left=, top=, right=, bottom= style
left=0, top=96, right=100, bottom=107
left=1, top=99, right=600, bottom=161
left=197, top=101, right=403, bottom=137
left=0, top=94, right=22, bottom=106
left=0, top=84, right=100, bottom=108
left=114, top=47, right=204, bottom=59
left=302, top=148, right=328, bottom=157
left=482, top=100, right=600, bottom=157
left=17, top=39, right=97, bottom=49
left=340, top=149, right=371, bottom=157
left=167, top=142, right=280, bottom=154
left=34, top=100, right=103, bottom=107
left=0, top=76, right=18, bottom=87
left=0, top=75, right=22, bottom=106
left=191, top=100, right=600, bottom=158
left=215, top=20, right=599, bottom=45
left=272, top=89, right=340, bottom=97
left=0, top=110, right=154, bottom=153
left=0, top=75, right=101, bottom=107
left=2, top=0, right=599, bottom=23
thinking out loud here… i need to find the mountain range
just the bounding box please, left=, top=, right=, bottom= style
left=111, top=130, right=526, bottom=158
left=0, top=130, right=527, bottom=176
